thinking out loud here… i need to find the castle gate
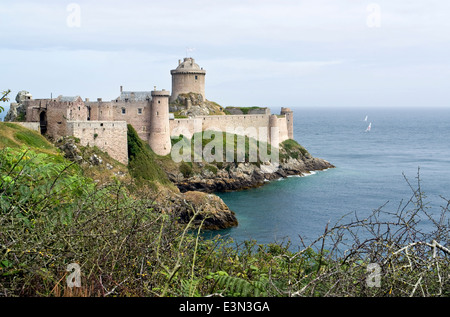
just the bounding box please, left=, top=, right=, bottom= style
left=39, top=111, right=47, bottom=135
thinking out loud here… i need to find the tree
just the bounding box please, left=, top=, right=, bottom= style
left=1, top=89, right=11, bottom=113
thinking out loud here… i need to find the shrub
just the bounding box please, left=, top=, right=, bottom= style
left=179, top=162, right=193, bottom=178
left=127, top=124, right=173, bottom=189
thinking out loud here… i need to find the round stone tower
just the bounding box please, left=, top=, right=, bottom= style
left=280, top=107, right=294, bottom=140
left=269, top=114, right=280, bottom=145
left=149, top=89, right=171, bottom=156
left=170, top=57, right=206, bottom=103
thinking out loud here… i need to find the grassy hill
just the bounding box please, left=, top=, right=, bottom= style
left=0, top=122, right=56, bottom=154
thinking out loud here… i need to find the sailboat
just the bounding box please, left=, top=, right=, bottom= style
left=364, top=115, right=368, bottom=122
left=365, top=122, right=372, bottom=132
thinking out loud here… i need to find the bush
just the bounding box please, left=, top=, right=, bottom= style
left=179, top=162, right=193, bottom=178
left=1, top=146, right=448, bottom=297
left=127, top=124, right=173, bottom=189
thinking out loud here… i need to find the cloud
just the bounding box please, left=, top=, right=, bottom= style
left=1, top=0, right=450, bottom=109
left=2, top=0, right=449, bottom=51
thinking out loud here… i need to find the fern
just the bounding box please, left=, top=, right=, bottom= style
left=181, top=279, right=201, bottom=297
left=214, top=274, right=268, bottom=297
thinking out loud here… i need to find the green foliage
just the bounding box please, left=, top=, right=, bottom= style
left=126, top=124, right=173, bottom=189
left=205, top=164, right=218, bottom=175
left=179, top=162, right=193, bottom=178
left=0, top=148, right=91, bottom=224
left=280, top=139, right=308, bottom=160
left=0, top=123, right=54, bottom=151
left=0, top=131, right=448, bottom=298
left=174, top=131, right=273, bottom=166
left=14, top=131, right=54, bottom=150
left=224, top=106, right=263, bottom=115
left=211, top=272, right=268, bottom=297
left=0, top=89, right=11, bottom=113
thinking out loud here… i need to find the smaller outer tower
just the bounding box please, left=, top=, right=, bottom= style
left=280, top=107, right=294, bottom=140
left=170, top=57, right=206, bottom=103
left=149, top=89, right=171, bottom=156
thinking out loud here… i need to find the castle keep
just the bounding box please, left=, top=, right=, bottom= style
left=8, top=57, right=294, bottom=165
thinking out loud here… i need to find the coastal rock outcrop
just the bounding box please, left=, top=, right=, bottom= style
left=4, top=91, right=31, bottom=122
left=168, top=146, right=334, bottom=193
left=154, top=189, right=238, bottom=230
left=169, top=92, right=226, bottom=117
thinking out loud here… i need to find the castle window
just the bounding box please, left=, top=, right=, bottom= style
left=195, top=75, right=198, bottom=80
left=122, top=108, right=126, bottom=114
left=100, top=123, right=104, bottom=127
left=138, top=108, right=143, bottom=115
left=158, top=100, right=161, bottom=104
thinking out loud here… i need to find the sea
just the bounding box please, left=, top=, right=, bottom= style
left=210, top=107, right=450, bottom=249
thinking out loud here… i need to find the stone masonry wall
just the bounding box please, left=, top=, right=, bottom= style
left=171, top=73, right=206, bottom=103
left=88, top=100, right=151, bottom=142
left=169, top=114, right=290, bottom=146
left=14, top=122, right=41, bottom=132
left=66, top=121, right=128, bottom=165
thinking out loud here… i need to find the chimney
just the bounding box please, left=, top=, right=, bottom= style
left=120, top=86, right=123, bottom=93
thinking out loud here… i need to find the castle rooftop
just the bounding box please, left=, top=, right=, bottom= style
left=171, top=57, right=206, bottom=74
left=118, top=91, right=152, bottom=101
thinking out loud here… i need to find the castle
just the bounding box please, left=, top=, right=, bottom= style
left=7, top=58, right=294, bottom=165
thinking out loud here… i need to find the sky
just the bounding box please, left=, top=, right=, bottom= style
left=1, top=0, right=450, bottom=116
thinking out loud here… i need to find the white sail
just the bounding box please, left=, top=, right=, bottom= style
left=364, top=115, right=368, bottom=122
left=365, top=122, right=372, bottom=132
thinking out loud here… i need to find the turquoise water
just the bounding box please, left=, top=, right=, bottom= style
left=211, top=107, right=450, bottom=247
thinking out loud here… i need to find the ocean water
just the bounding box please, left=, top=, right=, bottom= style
left=211, top=107, right=450, bottom=248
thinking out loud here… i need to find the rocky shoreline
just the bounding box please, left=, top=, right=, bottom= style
left=167, top=155, right=335, bottom=194
left=161, top=154, right=334, bottom=231
left=54, top=135, right=334, bottom=232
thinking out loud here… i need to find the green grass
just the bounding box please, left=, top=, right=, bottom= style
left=0, top=136, right=19, bottom=148
left=280, top=139, right=309, bottom=160
left=0, top=122, right=57, bottom=153
left=172, top=131, right=273, bottom=166
left=126, top=124, right=175, bottom=191
left=14, top=131, right=54, bottom=149
left=224, top=106, right=264, bottom=115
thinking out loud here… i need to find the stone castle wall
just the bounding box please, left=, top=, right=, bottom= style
left=13, top=58, right=294, bottom=163
left=170, top=114, right=290, bottom=145
left=66, top=121, right=128, bottom=164
left=14, top=122, right=41, bottom=132
left=25, top=98, right=88, bottom=140
left=88, top=99, right=151, bottom=142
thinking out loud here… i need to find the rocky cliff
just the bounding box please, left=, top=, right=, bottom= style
left=169, top=92, right=226, bottom=117
left=166, top=140, right=334, bottom=193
